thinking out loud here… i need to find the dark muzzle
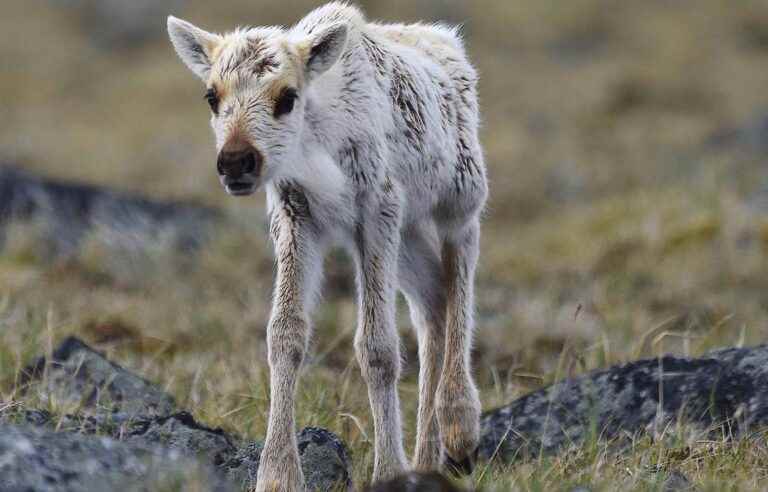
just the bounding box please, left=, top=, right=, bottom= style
left=217, top=149, right=261, bottom=179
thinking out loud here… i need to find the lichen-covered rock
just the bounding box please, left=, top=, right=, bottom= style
left=480, top=345, right=768, bottom=462
left=224, top=428, right=352, bottom=491
left=707, top=110, right=768, bottom=155
left=11, top=337, right=353, bottom=490
left=0, top=424, right=233, bottom=492
left=125, top=411, right=238, bottom=466
left=0, top=165, right=220, bottom=258
left=23, top=336, right=177, bottom=418
left=222, top=440, right=265, bottom=487
left=298, top=427, right=352, bottom=491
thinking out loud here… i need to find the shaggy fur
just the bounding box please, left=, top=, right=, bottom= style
left=168, top=3, right=487, bottom=490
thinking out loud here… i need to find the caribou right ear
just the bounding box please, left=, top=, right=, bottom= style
left=167, top=16, right=222, bottom=80
left=299, top=23, right=348, bottom=81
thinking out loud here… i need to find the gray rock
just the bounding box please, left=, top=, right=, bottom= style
left=707, top=110, right=768, bottom=155
left=125, top=411, right=238, bottom=467
left=1, top=407, right=352, bottom=491
left=222, top=440, right=264, bottom=487
left=14, top=336, right=352, bottom=490
left=0, top=166, right=220, bottom=258
left=0, top=407, right=127, bottom=436
left=0, top=423, right=233, bottom=492
left=224, top=428, right=352, bottom=491
left=480, top=345, right=768, bottom=463
left=23, top=336, right=177, bottom=418
left=298, top=427, right=352, bottom=491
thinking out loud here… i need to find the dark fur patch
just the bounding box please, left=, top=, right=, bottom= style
left=218, top=37, right=279, bottom=78
left=361, top=34, right=388, bottom=80
left=453, top=132, right=481, bottom=194
left=336, top=137, right=387, bottom=187
left=277, top=181, right=311, bottom=222
left=389, top=57, right=427, bottom=144
left=337, top=139, right=364, bottom=185
left=437, top=80, right=456, bottom=134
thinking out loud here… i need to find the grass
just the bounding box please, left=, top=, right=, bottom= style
left=2, top=0, right=768, bottom=490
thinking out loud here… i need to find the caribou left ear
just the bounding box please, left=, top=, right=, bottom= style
left=167, top=16, right=222, bottom=81
left=301, top=23, right=348, bottom=80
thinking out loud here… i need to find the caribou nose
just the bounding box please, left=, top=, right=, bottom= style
left=217, top=142, right=262, bottom=179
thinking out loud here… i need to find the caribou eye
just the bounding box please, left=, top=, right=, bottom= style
left=274, top=88, right=298, bottom=118
left=204, top=87, right=219, bottom=115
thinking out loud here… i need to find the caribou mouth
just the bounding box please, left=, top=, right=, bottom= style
left=224, top=181, right=257, bottom=196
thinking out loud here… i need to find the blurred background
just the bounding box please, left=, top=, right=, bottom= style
left=2, top=0, right=768, bottom=479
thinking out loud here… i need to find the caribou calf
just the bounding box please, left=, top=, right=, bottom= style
left=168, top=3, right=487, bottom=490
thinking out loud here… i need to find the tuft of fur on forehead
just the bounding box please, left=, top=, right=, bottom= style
left=211, top=28, right=284, bottom=80
left=206, top=26, right=307, bottom=103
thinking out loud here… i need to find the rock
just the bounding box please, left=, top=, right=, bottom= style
left=0, top=166, right=220, bottom=258
left=222, top=440, right=264, bottom=488
left=0, top=407, right=127, bottom=436
left=2, top=408, right=240, bottom=468
left=480, top=345, right=768, bottom=463
left=703, top=345, right=768, bottom=429
left=224, top=428, right=352, bottom=491
left=13, top=336, right=353, bottom=490
left=0, top=423, right=233, bottom=492
left=298, top=427, right=353, bottom=491
left=706, top=110, right=768, bottom=155
left=365, top=471, right=463, bottom=492
left=23, top=336, right=177, bottom=418
left=1, top=407, right=353, bottom=491
left=125, top=411, right=239, bottom=467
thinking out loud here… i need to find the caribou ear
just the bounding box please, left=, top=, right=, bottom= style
left=301, top=23, right=348, bottom=80
left=167, top=16, right=222, bottom=80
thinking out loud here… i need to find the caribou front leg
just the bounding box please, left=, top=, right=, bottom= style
left=256, top=184, right=323, bottom=492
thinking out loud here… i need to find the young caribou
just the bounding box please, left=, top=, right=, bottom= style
left=167, top=3, right=487, bottom=490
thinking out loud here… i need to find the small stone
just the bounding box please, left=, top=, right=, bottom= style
left=298, top=427, right=352, bottom=491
